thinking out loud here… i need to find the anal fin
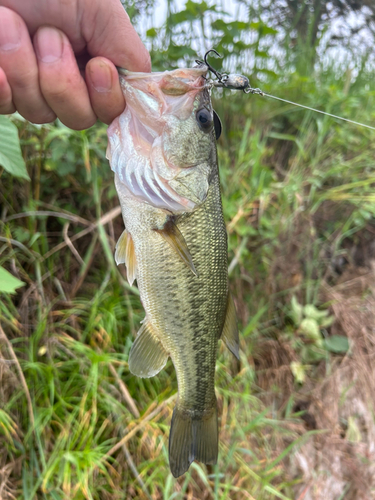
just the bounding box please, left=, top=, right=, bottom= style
left=115, top=229, right=137, bottom=285
left=128, top=320, right=169, bottom=378
left=221, top=292, right=240, bottom=359
left=154, top=219, right=198, bottom=277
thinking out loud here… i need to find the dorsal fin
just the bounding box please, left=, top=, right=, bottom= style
left=221, top=292, right=240, bottom=359
left=115, top=229, right=137, bottom=285
left=154, top=219, right=198, bottom=277
left=128, top=320, right=169, bottom=378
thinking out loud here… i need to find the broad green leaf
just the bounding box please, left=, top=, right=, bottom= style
left=300, top=318, right=322, bottom=345
left=324, top=335, right=349, bottom=353
left=212, top=19, right=228, bottom=31
left=259, top=25, right=278, bottom=35
left=0, top=116, right=29, bottom=180
left=231, top=21, right=248, bottom=30
left=0, top=266, right=26, bottom=294
left=250, top=22, right=278, bottom=35
left=146, top=27, right=157, bottom=38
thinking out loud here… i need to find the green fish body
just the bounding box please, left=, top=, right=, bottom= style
left=107, top=66, right=239, bottom=477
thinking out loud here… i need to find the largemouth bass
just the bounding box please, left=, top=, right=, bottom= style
left=106, top=64, right=239, bottom=477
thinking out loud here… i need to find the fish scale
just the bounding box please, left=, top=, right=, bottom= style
left=107, top=66, right=239, bottom=477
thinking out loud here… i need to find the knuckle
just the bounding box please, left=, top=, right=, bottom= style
left=0, top=103, right=15, bottom=114
left=29, top=111, right=57, bottom=125
left=62, top=114, right=97, bottom=131
left=44, top=84, right=70, bottom=103
left=42, top=74, right=83, bottom=103
left=9, top=70, right=38, bottom=91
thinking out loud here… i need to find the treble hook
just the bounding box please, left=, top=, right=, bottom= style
left=195, top=49, right=227, bottom=83
left=196, top=49, right=250, bottom=92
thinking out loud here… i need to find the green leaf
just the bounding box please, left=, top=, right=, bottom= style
left=0, top=266, right=26, bottom=294
left=146, top=27, right=157, bottom=38
left=290, top=361, right=306, bottom=384
left=212, top=19, right=228, bottom=31
left=0, top=116, right=29, bottom=180
left=301, top=345, right=326, bottom=363
left=300, top=318, right=322, bottom=345
left=303, top=304, right=329, bottom=321
left=290, top=295, right=303, bottom=326
left=249, top=22, right=278, bottom=35
left=255, top=50, right=269, bottom=58
left=324, top=335, right=349, bottom=353
left=320, top=315, right=335, bottom=328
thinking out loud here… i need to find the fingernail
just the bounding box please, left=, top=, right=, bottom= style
left=0, top=7, right=21, bottom=52
left=89, top=61, right=112, bottom=92
left=35, top=27, right=63, bottom=63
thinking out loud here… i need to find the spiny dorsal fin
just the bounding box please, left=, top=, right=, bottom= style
left=221, top=292, right=240, bottom=359
left=128, top=320, right=169, bottom=378
left=115, top=229, right=137, bottom=285
left=155, top=220, right=198, bottom=277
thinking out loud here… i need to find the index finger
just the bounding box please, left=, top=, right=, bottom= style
left=81, top=0, right=151, bottom=72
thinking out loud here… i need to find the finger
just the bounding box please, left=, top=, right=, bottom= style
left=0, top=66, right=15, bottom=114
left=0, top=7, right=55, bottom=123
left=85, top=57, right=125, bottom=124
left=34, top=26, right=97, bottom=130
left=82, top=0, right=151, bottom=72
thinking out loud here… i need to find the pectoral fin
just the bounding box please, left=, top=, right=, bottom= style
left=128, top=320, right=169, bottom=378
left=115, top=229, right=137, bottom=285
left=221, top=292, right=240, bottom=359
left=155, top=220, right=198, bottom=277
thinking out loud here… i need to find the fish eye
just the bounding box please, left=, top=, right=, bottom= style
left=196, top=108, right=213, bottom=132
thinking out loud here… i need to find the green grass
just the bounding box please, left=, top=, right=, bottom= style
left=1, top=6, right=375, bottom=498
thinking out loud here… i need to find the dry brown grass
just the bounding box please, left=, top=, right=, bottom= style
left=292, top=265, right=375, bottom=498
left=249, top=210, right=375, bottom=499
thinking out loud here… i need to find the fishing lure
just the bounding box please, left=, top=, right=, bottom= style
left=198, top=49, right=375, bottom=132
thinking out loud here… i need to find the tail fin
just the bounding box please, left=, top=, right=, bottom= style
left=168, top=404, right=218, bottom=478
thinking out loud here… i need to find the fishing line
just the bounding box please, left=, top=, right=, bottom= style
left=200, top=49, right=375, bottom=133
left=245, top=87, right=375, bottom=132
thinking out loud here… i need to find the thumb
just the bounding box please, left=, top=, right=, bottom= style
left=82, top=0, right=151, bottom=72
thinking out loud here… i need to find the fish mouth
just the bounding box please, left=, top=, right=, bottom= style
left=117, top=66, right=208, bottom=88
left=116, top=66, right=210, bottom=135
left=107, top=66, right=211, bottom=214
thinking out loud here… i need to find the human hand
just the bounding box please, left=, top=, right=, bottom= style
left=0, top=0, right=151, bottom=129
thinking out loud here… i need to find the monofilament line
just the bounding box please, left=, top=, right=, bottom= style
left=246, top=88, right=375, bottom=132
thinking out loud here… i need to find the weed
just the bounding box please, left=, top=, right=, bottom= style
left=1, top=1, right=375, bottom=499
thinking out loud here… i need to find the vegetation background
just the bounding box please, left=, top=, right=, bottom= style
left=1, top=0, right=375, bottom=498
